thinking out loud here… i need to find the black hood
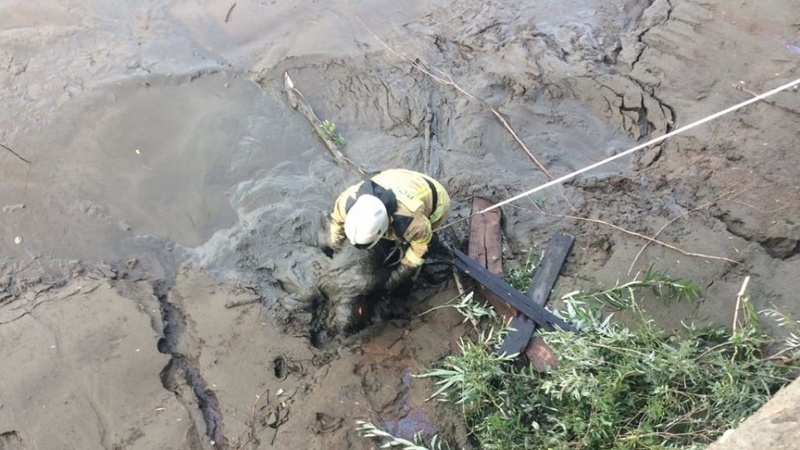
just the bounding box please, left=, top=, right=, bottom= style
left=355, top=180, right=398, bottom=215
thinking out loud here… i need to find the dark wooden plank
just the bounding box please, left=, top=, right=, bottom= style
left=502, top=314, right=533, bottom=355
left=499, top=232, right=575, bottom=356
left=529, top=233, right=575, bottom=307
left=468, top=197, right=516, bottom=320
left=453, top=249, right=574, bottom=332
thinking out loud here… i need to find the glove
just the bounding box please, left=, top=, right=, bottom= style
left=385, top=264, right=415, bottom=291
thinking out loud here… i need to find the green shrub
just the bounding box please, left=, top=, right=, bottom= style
left=418, top=272, right=799, bottom=450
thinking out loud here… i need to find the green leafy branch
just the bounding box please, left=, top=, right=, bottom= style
left=562, top=265, right=700, bottom=311
left=319, top=119, right=347, bottom=147
left=415, top=271, right=799, bottom=449
left=356, top=421, right=449, bottom=450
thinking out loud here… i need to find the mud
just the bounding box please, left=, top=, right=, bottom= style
left=2, top=0, right=800, bottom=448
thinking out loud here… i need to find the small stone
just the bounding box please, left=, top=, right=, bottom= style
left=2, top=204, right=25, bottom=213
left=14, top=236, right=22, bottom=245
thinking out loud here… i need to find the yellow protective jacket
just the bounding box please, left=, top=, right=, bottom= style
left=330, top=169, right=450, bottom=268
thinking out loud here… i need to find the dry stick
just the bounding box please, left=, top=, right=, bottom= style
left=225, top=295, right=260, bottom=309
left=283, top=72, right=368, bottom=178
left=731, top=275, right=751, bottom=362
left=357, top=18, right=553, bottom=180
left=452, top=269, right=480, bottom=334
left=529, top=206, right=740, bottom=265
left=732, top=276, right=751, bottom=331
left=566, top=214, right=740, bottom=265
left=1, top=143, right=31, bottom=164
left=436, top=78, right=800, bottom=232
left=452, top=268, right=466, bottom=297
left=728, top=199, right=789, bottom=215
left=734, top=84, right=800, bottom=116
left=626, top=185, right=751, bottom=275
left=237, top=387, right=271, bottom=450
left=510, top=197, right=739, bottom=266
left=225, top=2, right=237, bottom=23
left=271, top=408, right=291, bottom=446
left=475, top=77, right=800, bottom=217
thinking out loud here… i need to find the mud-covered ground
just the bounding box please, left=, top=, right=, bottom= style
left=2, top=0, right=799, bottom=449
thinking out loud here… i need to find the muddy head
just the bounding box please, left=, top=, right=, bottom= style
left=290, top=244, right=392, bottom=347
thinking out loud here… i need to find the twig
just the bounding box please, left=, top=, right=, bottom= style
left=727, top=199, right=789, bottom=215
left=452, top=268, right=466, bottom=296
left=1, top=143, right=32, bottom=164
left=225, top=2, right=237, bottom=23
left=357, top=17, right=554, bottom=180
left=627, top=185, right=749, bottom=274
left=732, top=276, right=751, bottom=332
left=734, top=83, right=800, bottom=116
left=523, top=204, right=741, bottom=265
left=271, top=408, right=290, bottom=446
left=452, top=269, right=480, bottom=333
left=418, top=290, right=473, bottom=317
left=283, top=72, right=368, bottom=178
left=237, top=387, right=271, bottom=450
left=510, top=200, right=740, bottom=265
left=565, top=213, right=740, bottom=265
left=186, top=212, right=196, bottom=229
left=731, top=275, right=751, bottom=362
left=225, top=296, right=261, bottom=309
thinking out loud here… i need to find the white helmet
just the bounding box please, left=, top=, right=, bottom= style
left=344, top=195, right=389, bottom=248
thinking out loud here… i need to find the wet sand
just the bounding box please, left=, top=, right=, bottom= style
left=2, top=0, right=800, bottom=448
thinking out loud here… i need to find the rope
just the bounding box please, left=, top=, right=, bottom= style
left=439, top=76, right=800, bottom=229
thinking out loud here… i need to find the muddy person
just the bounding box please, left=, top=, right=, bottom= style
left=291, top=169, right=451, bottom=346
left=329, top=168, right=451, bottom=287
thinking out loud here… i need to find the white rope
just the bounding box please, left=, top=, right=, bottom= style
left=476, top=77, right=800, bottom=216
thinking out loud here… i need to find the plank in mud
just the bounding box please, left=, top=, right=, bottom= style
left=467, top=196, right=516, bottom=320
left=498, top=232, right=575, bottom=357
left=453, top=248, right=574, bottom=333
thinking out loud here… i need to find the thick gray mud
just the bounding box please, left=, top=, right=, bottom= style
left=2, top=0, right=800, bottom=448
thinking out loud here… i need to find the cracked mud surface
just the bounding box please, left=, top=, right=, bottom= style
left=2, top=0, right=800, bottom=448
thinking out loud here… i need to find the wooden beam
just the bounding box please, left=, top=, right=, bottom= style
left=453, top=249, right=574, bottom=332
left=468, top=197, right=516, bottom=320
left=499, top=232, right=574, bottom=357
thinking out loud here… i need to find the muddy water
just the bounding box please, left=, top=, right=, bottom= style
left=1, top=73, right=321, bottom=261
left=8, top=0, right=800, bottom=449
left=0, top=0, right=333, bottom=262
left=2, top=0, right=638, bottom=287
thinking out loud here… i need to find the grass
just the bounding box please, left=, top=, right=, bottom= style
left=359, top=267, right=800, bottom=450
left=504, top=248, right=540, bottom=292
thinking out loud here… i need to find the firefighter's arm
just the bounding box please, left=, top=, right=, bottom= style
left=400, top=219, right=432, bottom=269
left=329, top=191, right=350, bottom=248
left=386, top=223, right=430, bottom=291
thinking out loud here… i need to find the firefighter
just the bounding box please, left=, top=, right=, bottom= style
left=328, top=168, right=450, bottom=291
